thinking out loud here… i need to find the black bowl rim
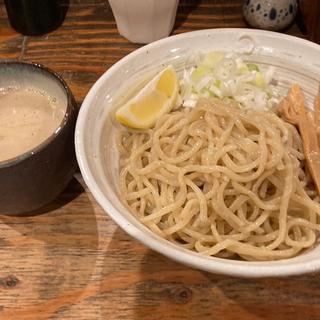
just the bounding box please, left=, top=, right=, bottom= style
left=0, top=60, right=76, bottom=168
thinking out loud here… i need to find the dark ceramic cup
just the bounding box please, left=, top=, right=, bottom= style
left=0, top=62, right=78, bottom=215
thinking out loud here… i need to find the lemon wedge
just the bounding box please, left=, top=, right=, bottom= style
left=115, top=66, right=179, bottom=129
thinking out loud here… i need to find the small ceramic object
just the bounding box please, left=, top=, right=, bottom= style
left=0, top=62, right=78, bottom=215
left=108, top=0, right=179, bottom=44
left=243, top=0, right=298, bottom=31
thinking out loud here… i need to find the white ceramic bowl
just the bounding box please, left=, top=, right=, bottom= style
left=75, top=29, right=320, bottom=277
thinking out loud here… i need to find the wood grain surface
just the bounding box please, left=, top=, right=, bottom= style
left=0, top=1, right=319, bottom=319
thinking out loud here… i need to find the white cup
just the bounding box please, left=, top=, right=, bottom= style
left=108, top=0, right=179, bottom=44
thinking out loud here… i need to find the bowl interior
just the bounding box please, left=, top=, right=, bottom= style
left=76, top=29, right=320, bottom=277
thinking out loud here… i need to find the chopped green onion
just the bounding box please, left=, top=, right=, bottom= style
left=247, top=63, right=260, bottom=72
left=214, top=79, right=221, bottom=88
left=180, top=52, right=278, bottom=111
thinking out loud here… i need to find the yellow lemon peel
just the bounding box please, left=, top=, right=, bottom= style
left=115, top=66, right=179, bottom=129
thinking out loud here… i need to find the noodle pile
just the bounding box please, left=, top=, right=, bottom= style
left=117, top=98, right=320, bottom=261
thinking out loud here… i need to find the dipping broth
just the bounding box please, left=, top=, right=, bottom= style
left=0, top=87, right=66, bottom=162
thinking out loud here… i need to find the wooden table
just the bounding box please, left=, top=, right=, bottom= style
left=0, top=1, right=319, bottom=319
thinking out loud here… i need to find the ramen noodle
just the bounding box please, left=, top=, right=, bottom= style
left=117, top=98, right=320, bottom=261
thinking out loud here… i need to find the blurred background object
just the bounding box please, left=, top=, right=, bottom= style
left=298, top=0, right=320, bottom=44
left=4, top=0, right=68, bottom=36
left=243, top=0, right=298, bottom=31
left=108, top=0, right=179, bottom=44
